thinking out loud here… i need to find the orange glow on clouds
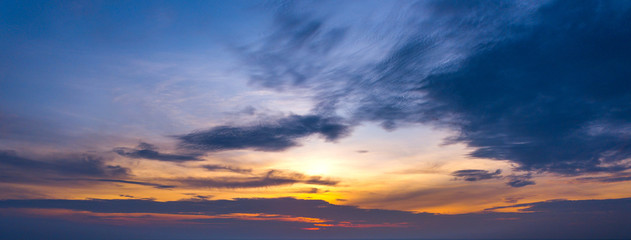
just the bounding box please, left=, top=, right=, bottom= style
left=215, top=213, right=327, bottom=223
left=5, top=208, right=329, bottom=226
left=6, top=208, right=210, bottom=225
left=4, top=208, right=411, bottom=230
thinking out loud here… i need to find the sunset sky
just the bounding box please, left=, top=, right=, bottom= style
left=2, top=0, right=631, bottom=239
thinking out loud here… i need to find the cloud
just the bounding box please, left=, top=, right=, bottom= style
left=241, top=3, right=348, bottom=90
left=0, top=148, right=336, bottom=190
left=181, top=193, right=213, bottom=201
left=0, top=150, right=129, bottom=182
left=113, top=142, right=201, bottom=162
left=93, top=179, right=175, bottom=189
left=238, top=1, right=631, bottom=175
left=201, top=164, right=252, bottom=174
left=176, top=169, right=338, bottom=189
left=0, top=150, right=179, bottom=190
left=300, top=188, right=320, bottom=194
left=506, top=174, right=535, bottom=188
left=451, top=169, right=501, bottom=181
left=410, top=1, right=631, bottom=174
left=486, top=197, right=631, bottom=214
left=576, top=172, right=631, bottom=183
left=503, top=196, right=526, bottom=204
left=178, top=114, right=350, bottom=152
left=49, top=178, right=175, bottom=189
left=352, top=183, right=511, bottom=212
left=363, top=0, right=631, bottom=174
left=303, top=175, right=338, bottom=186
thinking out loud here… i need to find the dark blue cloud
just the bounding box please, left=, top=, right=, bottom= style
left=113, top=142, right=201, bottom=162
left=178, top=114, right=350, bottom=152
left=241, top=0, right=631, bottom=175
left=451, top=169, right=501, bottom=181
left=410, top=0, right=631, bottom=174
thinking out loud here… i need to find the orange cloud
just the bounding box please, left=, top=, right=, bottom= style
left=314, top=221, right=409, bottom=229
left=211, top=213, right=328, bottom=223
left=3, top=208, right=330, bottom=226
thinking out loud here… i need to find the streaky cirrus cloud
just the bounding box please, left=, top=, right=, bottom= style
left=178, top=114, right=350, bottom=152
left=241, top=5, right=348, bottom=91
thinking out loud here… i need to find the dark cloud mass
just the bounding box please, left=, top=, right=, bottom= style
left=240, top=0, right=631, bottom=175
left=451, top=169, right=501, bottom=181
left=178, top=114, right=350, bottom=152
left=415, top=0, right=631, bottom=174
left=114, top=142, right=200, bottom=162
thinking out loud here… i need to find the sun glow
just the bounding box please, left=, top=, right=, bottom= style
left=304, top=163, right=330, bottom=176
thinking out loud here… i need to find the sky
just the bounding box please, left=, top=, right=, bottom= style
left=1, top=0, right=631, bottom=239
